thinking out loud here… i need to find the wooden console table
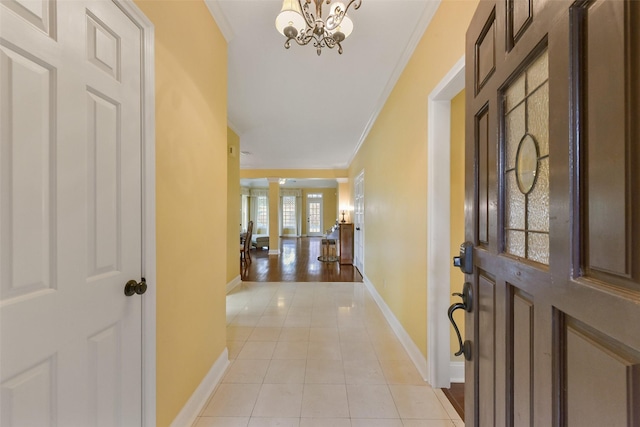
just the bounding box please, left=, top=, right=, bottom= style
left=339, top=223, right=354, bottom=265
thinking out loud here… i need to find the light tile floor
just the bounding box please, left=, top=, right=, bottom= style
left=194, top=282, right=464, bottom=427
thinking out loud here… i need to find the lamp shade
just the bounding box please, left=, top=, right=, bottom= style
left=328, top=2, right=353, bottom=38
left=334, top=14, right=353, bottom=38
left=275, top=0, right=305, bottom=36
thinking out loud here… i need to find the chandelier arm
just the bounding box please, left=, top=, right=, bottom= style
left=314, top=35, right=329, bottom=55
left=298, top=0, right=316, bottom=29
left=325, top=0, right=362, bottom=30
left=321, top=35, right=338, bottom=49
left=290, top=32, right=315, bottom=47
left=347, top=0, right=363, bottom=11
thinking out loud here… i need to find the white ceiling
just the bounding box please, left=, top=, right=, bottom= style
left=206, top=0, right=439, bottom=170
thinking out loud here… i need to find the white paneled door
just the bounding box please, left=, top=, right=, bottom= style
left=1, top=1, right=144, bottom=426
left=353, top=171, right=364, bottom=273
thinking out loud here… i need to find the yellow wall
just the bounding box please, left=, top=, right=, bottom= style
left=450, top=89, right=466, bottom=362
left=347, top=0, right=479, bottom=359
left=301, top=188, right=338, bottom=235
left=228, top=128, right=240, bottom=283
left=338, top=181, right=352, bottom=223
left=133, top=1, right=228, bottom=426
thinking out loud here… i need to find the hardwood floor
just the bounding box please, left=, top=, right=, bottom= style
left=242, top=237, right=363, bottom=282
left=442, top=382, right=465, bottom=420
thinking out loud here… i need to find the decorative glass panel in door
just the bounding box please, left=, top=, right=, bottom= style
left=503, top=49, right=549, bottom=265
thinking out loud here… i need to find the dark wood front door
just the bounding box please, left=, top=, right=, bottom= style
left=464, top=0, right=640, bottom=425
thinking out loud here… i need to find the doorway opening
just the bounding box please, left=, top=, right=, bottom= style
left=426, top=56, right=465, bottom=416
left=306, top=193, right=324, bottom=236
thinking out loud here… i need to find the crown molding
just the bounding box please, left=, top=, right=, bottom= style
left=204, top=0, right=234, bottom=42
left=347, top=0, right=441, bottom=167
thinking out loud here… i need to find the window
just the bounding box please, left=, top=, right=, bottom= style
left=256, top=196, right=268, bottom=230
left=282, top=196, right=296, bottom=229
left=240, top=195, right=249, bottom=232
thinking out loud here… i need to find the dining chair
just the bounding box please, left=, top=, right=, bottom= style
left=240, top=220, right=254, bottom=271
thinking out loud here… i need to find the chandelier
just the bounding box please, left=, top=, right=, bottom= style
left=275, top=0, right=362, bottom=56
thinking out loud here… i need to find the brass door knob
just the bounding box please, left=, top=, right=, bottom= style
left=124, top=278, right=147, bottom=296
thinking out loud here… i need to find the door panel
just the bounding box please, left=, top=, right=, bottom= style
left=561, top=316, right=640, bottom=426
left=88, top=323, right=122, bottom=426
left=0, top=357, right=55, bottom=427
left=477, top=273, right=496, bottom=427
left=476, top=107, right=490, bottom=246
left=0, top=1, right=143, bottom=425
left=475, top=10, right=496, bottom=94
left=578, top=0, right=637, bottom=285
left=87, top=89, right=121, bottom=279
left=508, top=0, right=532, bottom=47
left=562, top=316, right=640, bottom=426
left=511, top=289, right=533, bottom=427
left=565, top=0, right=640, bottom=335
left=1, top=0, right=54, bottom=37
left=0, top=42, right=55, bottom=302
left=464, top=0, right=640, bottom=425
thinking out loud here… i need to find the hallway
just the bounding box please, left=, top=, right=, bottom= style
left=192, top=282, right=463, bottom=426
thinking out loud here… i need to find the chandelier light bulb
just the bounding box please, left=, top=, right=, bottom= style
left=334, top=14, right=353, bottom=38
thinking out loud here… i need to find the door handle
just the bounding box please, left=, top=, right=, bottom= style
left=124, top=278, right=147, bottom=296
left=448, top=282, right=472, bottom=360
left=356, top=227, right=360, bottom=230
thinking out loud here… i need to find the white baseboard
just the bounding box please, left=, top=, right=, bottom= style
left=170, top=348, right=230, bottom=427
left=268, top=249, right=280, bottom=255
left=362, top=275, right=429, bottom=382
left=226, top=275, right=241, bottom=294
left=450, top=361, right=465, bottom=383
